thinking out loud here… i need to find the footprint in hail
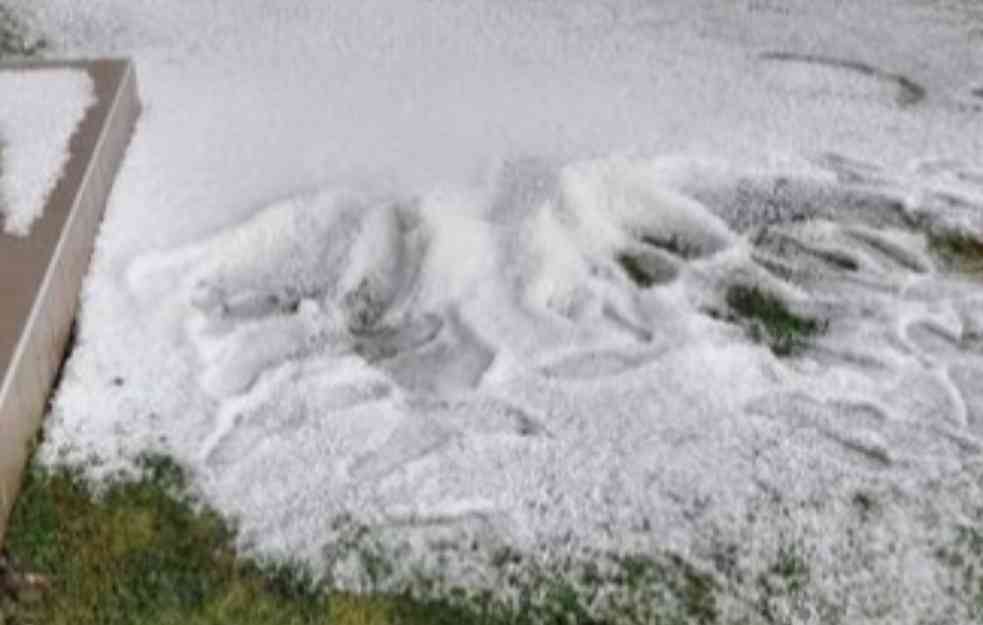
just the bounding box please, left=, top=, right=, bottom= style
left=199, top=361, right=395, bottom=467
left=348, top=395, right=549, bottom=483
left=519, top=157, right=738, bottom=338
left=744, top=385, right=982, bottom=475
left=148, top=156, right=975, bottom=408
left=124, top=153, right=983, bottom=501
left=173, top=192, right=448, bottom=400
left=687, top=172, right=913, bottom=233
left=758, top=51, right=927, bottom=107
left=745, top=392, right=896, bottom=470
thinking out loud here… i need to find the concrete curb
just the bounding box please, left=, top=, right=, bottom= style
left=0, top=59, right=140, bottom=543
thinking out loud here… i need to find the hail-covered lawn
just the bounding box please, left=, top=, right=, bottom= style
left=4, top=1, right=983, bottom=622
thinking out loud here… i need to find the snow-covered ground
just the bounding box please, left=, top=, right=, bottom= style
left=9, top=0, right=983, bottom=621
left=0, top=67, right=93, bottom=236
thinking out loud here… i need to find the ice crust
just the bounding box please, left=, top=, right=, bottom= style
left=11, top=0, right=983, bottom=621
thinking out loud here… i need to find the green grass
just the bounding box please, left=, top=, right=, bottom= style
left=3, top=455, right=328, bottom=625
left=927, top=231, right=983, bottom=279
left=753, top=544, right=810, bottom=624
left=617, top=253, right=659, bottom=288
left=616, top=251, right=678, bottom=289
left=722, top=285, right=827, bottom=356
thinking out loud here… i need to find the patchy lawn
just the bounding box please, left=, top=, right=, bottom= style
left=0, top=448, right=743, bottom=624
left=0, top=454, right=509, bottom=625
left=1, top=449, right=734, bottom=625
